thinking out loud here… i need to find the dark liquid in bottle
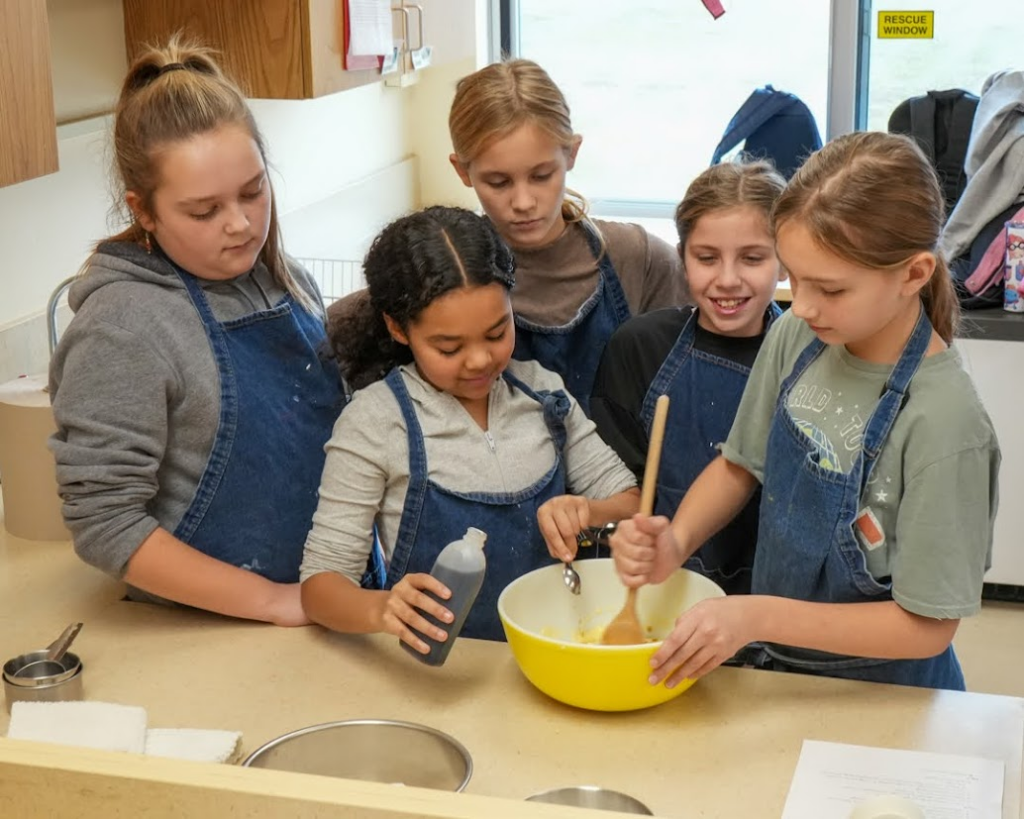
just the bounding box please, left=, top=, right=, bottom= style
left=402, top=563, right=485, bottom=667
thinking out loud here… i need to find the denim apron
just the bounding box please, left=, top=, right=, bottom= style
left=641, top=305, right=781, bottom=595
left=172, top=268, right=346, bottom=583
left=512, top=224, right=632, bottom=416
left=378, top=368, right=571, bottom=641
left=753, top=309, right=964, bottom=689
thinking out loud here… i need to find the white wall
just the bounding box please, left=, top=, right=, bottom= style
left=0, top=3, right=413, bottom=383
left=255, top=87, right=412, bottom=263
left=405, top=56, right=481, bottom=209
left=0, top=119, right=114, bottom=339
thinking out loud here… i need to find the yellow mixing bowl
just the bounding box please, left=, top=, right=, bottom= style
left=498, top=558, right=725, bottom=712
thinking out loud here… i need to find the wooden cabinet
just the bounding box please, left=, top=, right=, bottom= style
left=0, top=0, right=58, bottom=187
left=122, top=0, right=386, bottom=99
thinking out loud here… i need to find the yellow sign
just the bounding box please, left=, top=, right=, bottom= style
left=877, top=10, right=934, bottom=38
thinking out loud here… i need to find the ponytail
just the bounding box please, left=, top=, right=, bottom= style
left=330, top=292, right=412, bottom=391
left=923, top=255, right=960, bottom=344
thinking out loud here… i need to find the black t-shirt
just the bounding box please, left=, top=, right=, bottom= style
left=590, top=306, right=768, bottom=479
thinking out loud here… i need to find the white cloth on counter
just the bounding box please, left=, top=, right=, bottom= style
left=144, top=727, right=241, bottom=764
left=7, top=701, right=147, bottom=754
left=7, top=701, right=241, bottom=763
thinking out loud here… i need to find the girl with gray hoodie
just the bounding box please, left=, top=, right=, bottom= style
left=48, top=38, right=346, bottom=626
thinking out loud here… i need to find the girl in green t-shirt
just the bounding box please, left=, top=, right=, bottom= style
left=609, top=132, right=999, bottom=691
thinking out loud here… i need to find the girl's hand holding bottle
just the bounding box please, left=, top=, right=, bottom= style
left=379, top=573, right=454, bottom=655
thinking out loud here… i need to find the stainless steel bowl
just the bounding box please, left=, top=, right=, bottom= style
left=242, top=719, right=472, bottom=792
left=526, top=786, right=654, bottom=815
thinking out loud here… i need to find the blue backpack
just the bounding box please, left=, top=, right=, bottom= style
left=711, top=85, right=823, bottom=179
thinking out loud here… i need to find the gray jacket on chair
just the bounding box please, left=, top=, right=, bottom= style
left=942, top=70, right=1024, bottom=259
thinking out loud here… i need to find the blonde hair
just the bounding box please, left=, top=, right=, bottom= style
left=449, top=59, right=596, bottom=237
left=773, top=131, right=959, bottom=343
left=675, top=158, right=786, bottom=253
left=101, top=35, right=314, bottom=311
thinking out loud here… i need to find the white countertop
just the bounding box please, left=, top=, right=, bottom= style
left=0, top=518, right=1021, bottom=818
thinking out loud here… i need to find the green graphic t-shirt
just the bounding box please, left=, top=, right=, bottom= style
left=721, top=311, right=1000, bottom=619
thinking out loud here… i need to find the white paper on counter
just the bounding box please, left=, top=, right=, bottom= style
left=348, top=0, right=393, bottom=56
left=781, top=740, right=1003, bottom=819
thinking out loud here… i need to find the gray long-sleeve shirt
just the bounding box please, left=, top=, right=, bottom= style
left=300, top=359, right=636, bottom=584
left=48, top=241, right=324, bottom=579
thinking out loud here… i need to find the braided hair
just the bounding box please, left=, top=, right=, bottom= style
left=333, top=206, right=516, bottom=390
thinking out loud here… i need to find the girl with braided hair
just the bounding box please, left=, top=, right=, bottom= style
left=301, top=206, right=639, bottom=649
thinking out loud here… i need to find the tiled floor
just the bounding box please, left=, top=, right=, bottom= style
left=955, top=602, right=1024, bottom=697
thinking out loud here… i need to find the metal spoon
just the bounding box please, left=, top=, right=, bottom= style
left=562, top=561, right=581, bottom=595
left=13, top=622, right=83, bottom=680
left=563, top=524, right=618, bottom=596
left=562, top=528, right=601, bottom=595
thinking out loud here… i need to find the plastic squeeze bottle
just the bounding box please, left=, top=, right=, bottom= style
left=403, top=527, right=487, bottom=667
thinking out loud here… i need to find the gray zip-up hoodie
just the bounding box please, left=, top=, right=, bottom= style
left=942, top=70, right=1024, bottom=259
left=48, top=241, right=324, bottom=580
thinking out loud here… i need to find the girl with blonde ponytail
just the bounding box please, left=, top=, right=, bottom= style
left=49, top=37, right=346, bottom=625
left=610, top=132, right=1000, bottom=691
left=447, top=59, right=687, bottom=415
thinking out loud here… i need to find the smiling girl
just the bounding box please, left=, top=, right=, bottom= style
left=300, top=207, right=639, bottom=650
left=49, top=38, right=345, bottom=625
left=591, top=159, right=787, bottom=596
left=446, top=59, right=687, bottom=415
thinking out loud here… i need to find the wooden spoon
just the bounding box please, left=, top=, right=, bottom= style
left=601, top=394, right=670, bottom=646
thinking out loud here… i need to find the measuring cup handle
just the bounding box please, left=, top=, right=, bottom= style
left=45, top=622, right=83, bottom=661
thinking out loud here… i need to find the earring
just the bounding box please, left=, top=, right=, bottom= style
left=143, top=231, right=152, bottom=254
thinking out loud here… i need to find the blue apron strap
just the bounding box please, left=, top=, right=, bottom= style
left=166, top=259, right=240, bottom=542
left=779, top=335, right=827, bottom=400
left=579, top=219, right=603, bottom=258
left=878, top=306, right=933, bottom=401
left=163, top=248, right=232, bottom=332
left=641, top=310, right=698, bottom=428
left=502, top=370, right=572, bottom=453
left=580, top=221, right=632, bottom=324
left=858, top=307, right=933, bottom=472
left=380, top=369, right=431, bottom=588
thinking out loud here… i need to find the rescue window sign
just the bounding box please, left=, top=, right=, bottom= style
left=877, top=10, right=934, bottom=38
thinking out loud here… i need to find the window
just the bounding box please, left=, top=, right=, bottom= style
left=506, top=0, right=833, bottom=214
left=502, top=1, right=1023, bottom=215
left=864, top=1, right=1023, bottom=129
